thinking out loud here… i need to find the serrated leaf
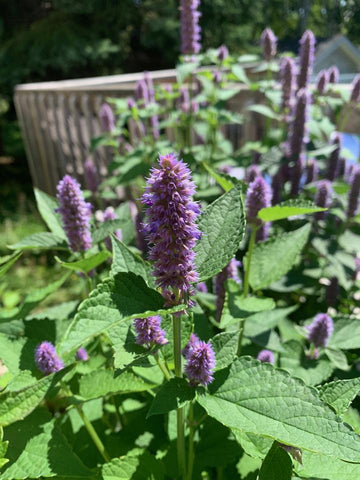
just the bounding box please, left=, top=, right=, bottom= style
left=294, top=450, right=360, bottom=480
left=8, top=232, right=67, bottom=250
left=248, top=223, right=311, bottom=291
left=59, top=273, right=185, bottom=353
left=329, top=317, right=360, bottom=350
left=318, top=378, right=360, bottom=415
left=194, top=183, right=246, bottom=281
left=102, top=448, right=164, bottom=480
left=247, top=104, right=280, bottom=120
left=111, top=237, right=154, bottom=288
left=2, top=410, right=94, bottom=479
left=258, top=200, right=327, bottom=222
left=79, top=369, right=154, bottom=400
left=0, top=252, right=22, bottom=279
left=197, top=356, right=360, bottom=462
left=110, top=322, right=152, bottom=370
left=147, top=378, right=195, bottom=417
left=324, top=347, right=350, bottom=371
left=258, top=442, right=292, bottom=480
left=211, top=331, right=239, bottom=371
left=0, top=366, right=72, bottom=427
left=55, top=251, right=110, bottom=273
left=34, top=188, right=66, bottom=239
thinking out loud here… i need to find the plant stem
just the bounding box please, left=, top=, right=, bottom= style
left=187, top=402, right=195, bottom=480
left=173, top=314, right=186, bottom=478
left=154, top=351, right=172, bottom=381
left=237, top=226, right=257, bottom=356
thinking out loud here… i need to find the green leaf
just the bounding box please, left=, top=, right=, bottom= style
left=79, top=369, right=154, bottom=400
left=55, top=251, right=110, bottom=273
left=8, top=232, right=67, bottom=250
left=246, top=104, right=281, bottom=120
left=211, top=332, right=239, bottom=371
left=202, top=162, right=235, bottom=192
left=110, top=322, right=152, bottom=370
left=0, top=252, right=22, bottom=279
left=102, top=448, right=164, bottom=480
left=0, top=334, right=25, bottom=376
left=329, top=317, right=360, bottom=350
left=248, top=223, right=311, bottom=290
left=2, top=410, right=94, bottom=479
left=258, top=442, right=292, bottom=480
left=59, top=273, right=185, bottom=354
left=318, top=378, right=360, bottom=415
left=244, top=306, right=298, bottom=337
left=231, top=65, right=249, bottom=83
left=0, top=366, right=72, bottom=427
left=258, top=200, right=327, bottom=222
left=34, top=188, right=66, bottom=239
left=324, top=347, right=350, bottom=371
left=147, top=378, right=195, bottom=417
left=294, top=450, right=360, bottom=480
left=197, top=357, right=360, bottom=462
left=111, top=237, right=155, bottom=288
left=92, top=219, right=126, bottom=244
left=194, top=183, right=246, bottom=281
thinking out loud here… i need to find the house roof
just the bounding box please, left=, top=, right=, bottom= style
left=314, top=35, right=360, bottom=79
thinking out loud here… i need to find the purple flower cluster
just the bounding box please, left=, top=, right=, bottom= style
left=180, top=0, right=202, bottom=55
left=76, top=347, right=89, bottom=361
left=260, top=28, right=277, bottom=61
left=328, top=66, right=339, bottom=84
left=287, top=89, right=310, bottom=162
left=218, top=45, right=229, bottom=61
left=134, top=316, right=167, bottom=347
left=35, top=341, right=64, bottom=375
left=142, top=153, right=201, bottom=306
left=183, top=334, right=215, bottom=386
left=215, top=257, right=241, bottom=321
left=57, top=175, right=92, bottom=252
left=314, top=180, right=333, bottom=220
left=99, top=103, right=115, bottom=132
left=280, top=57, right=296, bottom=114
left=246, top=176, right=272, bottom=225
left=326, top=133, right=341, bottom=181
left=84, top=159, right=99, bottom=195
left=135, top=79, right=149, bottom=104
left=307, top=313, right=334, bottom=348
left=350, top=74, right=360, bottom=103
left=347, top=165, right=360, bottom=218
left=316, top=70, right=328, bottom=95
left=245, top=164, right=261, bottom=183
left=257, top=349, right=275, bottom=364
left=297, top=29, right=316, bottom=91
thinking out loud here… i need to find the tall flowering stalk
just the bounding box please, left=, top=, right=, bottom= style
left=246, top=176, right=272, bottom=243
left=180, top=0, right=202, bottom=55
left=286, top=89, right=310, bottom=162
left=314, top=180, right=332, bottom=220
left=326, top=133, right=341, bottom=181
left=84, top=159, right=99, bottom=195
left=328, top=66, right=339, bottom=84
left=347, top=165, right=360, bottom=219
left=99, top=103, right=115, bottom=132
left=280, top=57, right=296, bottom=115
left=297, top=29, right=315, bottom=91
left=316, top=70, right=329, bottom=95
left=260, top=28, right=277, bottom=61
left=57, top=175, right=92, bottom=253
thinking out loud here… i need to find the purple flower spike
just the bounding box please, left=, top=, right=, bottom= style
left=35, top=341, right=64, bottom=376
left=305, top=158, right=318, bottom=184
left=280, top=57, right=296, bottom=114
left=246, top=176, right=272, bottom=225
left=316, top=70, right=329, bottom=95
left=84, top=159, right=99, bottom=195
left=261, top=28, right=277, bottom=61
left=142, top=153, right=201, bottom=306
left=347, top=165, right=360, bottom=218
left=290, top=153, right=305, bottom=196
left=314, top=180, right=333, bottom=220
left=337, top=157, right=346, bottom=178
left=57, top=175, right=92, bottom=253
left=307, top=313, right=334, bottom=348
left=326, top=133, right=341, bottom=181
left=135, top=79, right=150, bottom=104
left=99, top=103, right=115, bottom=132
left=297, top=29, right=316, bottom=91
left=350, top=74, right=360, bottom=103
left=218, top=45, right=229, bottom=61
left=76, top=348, right=89, bottom=361
left=134, top=316, right=167, bottom=347
left=197, top=282, right=208, bottom=293
left=328, top=66, right=339, bottom=84
left=179, top=86, right=190, bottom=113
left=182, top=333, right=199, bottom=357
left=325, top=277, right=339, bottom=307
left=180, top=0, right=202, bottom=55
left=271, top=169, right=283, bottom=205
left=245, top=165, right=261, bottom=183
left=257, top=349, right=275, bottom=364
left=184, top=338, right=215, bottom=386
left=215, top=258, right=241, bottom=321
left=256, top=222, right=271, bottom=243
left=287, top=88, right=310, bottom=162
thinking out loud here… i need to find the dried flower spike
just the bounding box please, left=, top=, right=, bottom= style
left=35, top=341, right=64, bottom=375
left=184, top=337, right=215, bottom=386
left=307, top=313, right=334, bottom=348
left=261, top=28, right=277, bottom=61
left=257, top=349, right=275, bottom=364
left=134, top=316, right=167, bottom=347
left=57, top=175, right=92, bottom=252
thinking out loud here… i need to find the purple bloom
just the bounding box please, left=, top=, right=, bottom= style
left=305, top=158, right=318, bottom=184
left=297, top=29, right=316, bottom=91
left=326, top=132, right=341, bottom=181
left=197, top=282, right=208, bottom=293
left=215, top=258, right=241, bottom=321
left=99, top=103, right=115, bottom=132
left=84, top=159, right=99, bottom=195
left=134, top=316, right=167, bottom=347
left=286, top=88, right=310, bottom=162
left=347, top=165, right=360, bottom=218
left=180, top=0, right=202, bottom=55
left=179, top=86, right=190, bottom=113
left=142, top=153, right=201, bottom=306
left=271, top=169, right=283, bottom=205
left=350, top=74, right=360, bottom=103
left=246, top=176, right=272, bottom=225
left=280, top=57, right=296, bottom=114
left=218, top=45, right=229, bottom=61
left=337, top=157, right=346, bottom=178
left=325, top=277, right=339, bottom=307
left=257, top=349, right=275, bottom=364
left=57, top=175, right=92, bottom=252
left=316, top=70, right=329, bottom=95
left=314, top=180, right=333, bottom=220
left=182, top=333, right=199, bottom=357
left=135, top=79, right=149, bottom=104
left=260, top=28, right=277, bottom=61
left=245, top=165, right=261, bottom=183
left=307, top=313, right=334, bottom=348
left=35, top=341, right=64, bottom=375
left=97, top=206, right=122, bottom=251
left=213, top=70, right=222, bottom=84
left=76, top=348, right=89, bottom=361
left=328, top=66, right=339, bottom=84
left=184, top=338, right=215, bottom=386
left=290, top=153, right=305, bottom=196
